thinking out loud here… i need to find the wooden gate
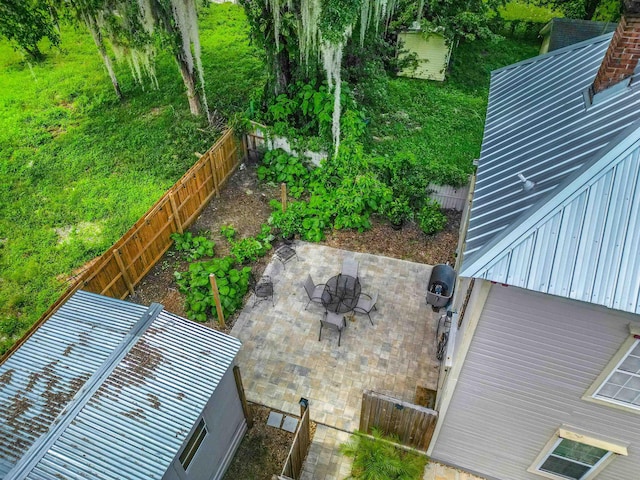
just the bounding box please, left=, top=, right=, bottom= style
left=281, top=405, right=311, bottom=479
left=359, top=390, right=438, bottom=451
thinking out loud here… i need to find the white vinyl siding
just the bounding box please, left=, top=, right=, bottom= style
left=593, top=339, right=640, bottom=409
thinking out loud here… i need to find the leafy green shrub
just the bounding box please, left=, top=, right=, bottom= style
left=229, top=224, right=274, bottom=264
left=174, top=256, right=251, bottom=322
left=266, top=81, right=334, bottom=142
left=221, top=223, right=274, bottom=264
left=170, top=232, right=215, bottom=261
left=416, top=200, right=447, bottom=235
left=220, top=225, right=236, bottom=242
left=340, top=428, right=428, bottom=479
left=257, top=148, right=310, bottom=198
left=269, top=200, right=329, bottom=242
left=384, top=198, right=413, bottom=225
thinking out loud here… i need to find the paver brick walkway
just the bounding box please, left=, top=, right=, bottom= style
left=231, top=242, right=441, bottom=433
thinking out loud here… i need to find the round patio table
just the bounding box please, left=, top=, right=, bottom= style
left=321, top=274, right=361, bottom=313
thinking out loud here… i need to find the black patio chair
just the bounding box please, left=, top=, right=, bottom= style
left=249, top=273, right=274, bottom=307
left=319, top=311, right=346, bottom=346
left=353, top=291, right=378, bottom=325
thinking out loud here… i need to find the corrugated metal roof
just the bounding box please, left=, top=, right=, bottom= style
left=462, top=33, right=640, bottom=314
left=467, top=33, right=638, bottom=257
left=0, top=290, right=241, bottom=479
left=462, top=122, right=640, bottom=313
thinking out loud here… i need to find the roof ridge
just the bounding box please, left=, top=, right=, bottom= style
left=461, top=120, right=640, bottom=277
left=4, top=301, right=165, bottom=480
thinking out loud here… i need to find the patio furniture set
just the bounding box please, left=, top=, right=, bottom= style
left=250, top=245, right=378, bottom=347
left=304, top=257, right=378, bottom=347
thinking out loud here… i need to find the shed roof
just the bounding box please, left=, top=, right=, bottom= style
left=0, top=290, right=241, bottom=479
left=461, top=33, right=640, bottom=314
left=540, top=18, right=617, bottom=52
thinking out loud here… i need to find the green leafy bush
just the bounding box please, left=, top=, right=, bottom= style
left=257, top=149, right=310, bottom=198
left=269, top=200, right=330, bottom=242
left=384, top=198, right=413, bottom=225
left=417, top=200, right=447, bottom=235
left=229, top=224, right=274, bottom=264
left=340, top=428, right=428, bottom=479
left=174, top=256, right=251, bottom=322
left=266, top=81, right=334, bottom=142
left=170, top=232, right=215, bottom=261
left=220, top=225, right=236, bottom=242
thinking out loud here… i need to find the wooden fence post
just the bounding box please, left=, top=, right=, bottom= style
left=281, top=183, right=288, bottom=212
left=114, top=249, right=135, bottom=296
left=233, top=366, right=253, bottom=428
left=168, top=192, right=183, bottom=234
left=209, top=273, right=225, bottom=328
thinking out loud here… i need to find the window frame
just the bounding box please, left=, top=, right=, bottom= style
left=583, top=324, right=640, bottom=414
left=179, top=418, right=208, bottom=471
left=527, top=428, right=626, bottom=480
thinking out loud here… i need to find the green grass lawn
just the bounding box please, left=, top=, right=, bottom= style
left=366, top=36, right=539, bottom=178
left=498, top=1, right=561, bottom=22
left=0, top=3, right=264, bottom=354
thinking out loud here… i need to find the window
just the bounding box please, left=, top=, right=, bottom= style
left=528, top=429, right=626, bottom=480
left=592, top=338, right=640, bottom=409
left=536, top=438, right=610, bottom=479
left=179, top=419, right=207, bottom=470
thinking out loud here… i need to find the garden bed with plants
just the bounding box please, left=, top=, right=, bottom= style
left=130, top=157, right=462, bottom=328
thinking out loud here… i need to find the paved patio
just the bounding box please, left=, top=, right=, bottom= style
left=231, top=242, right=441, bottom=433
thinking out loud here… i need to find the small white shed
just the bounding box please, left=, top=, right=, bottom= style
left=397, top=27, right=452, bottom=81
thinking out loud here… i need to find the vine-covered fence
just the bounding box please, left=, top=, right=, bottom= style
left=1, top=129, right=244, bottom=363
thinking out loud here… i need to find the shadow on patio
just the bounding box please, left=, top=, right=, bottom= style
left=231, top=242, right=441, bottom=433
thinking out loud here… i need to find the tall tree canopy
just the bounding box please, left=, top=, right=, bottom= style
left=241, top=0, right=499, bottom=152
left=0, top=0, right=60, bottom=60
left=0, top=0, right=211, bottom=117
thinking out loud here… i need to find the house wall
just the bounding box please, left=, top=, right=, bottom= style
left=430, top=284, right=640, bottom=479
left=398, top=32, right=451, bottom=81
left=163, top=364, right=247, bottom=480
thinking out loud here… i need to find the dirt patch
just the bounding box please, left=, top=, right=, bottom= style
left=131, top=162, right=460, bottom=325
left=223, top=403, right=315, bottom=480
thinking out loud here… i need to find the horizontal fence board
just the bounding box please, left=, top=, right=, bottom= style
left=428, top=182, right=470, bottom=211
left=0, top=130, right=243, bottom=365
left=359, top=390, right=438, bottom=451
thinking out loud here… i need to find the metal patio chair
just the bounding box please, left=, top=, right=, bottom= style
left=304, top=274, right=325, bottom=310
left=250, top=273, right=274, bottom=307
left=353, top=291, right=378, bottom=325
left=319, top=311, right=346, bottom=346
left=341, top=257, right=359, bottom=279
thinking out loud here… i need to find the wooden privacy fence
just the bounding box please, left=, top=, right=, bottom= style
left=1, top=129, right=244, bottom=364
left=281, top=404, right=312, bottom=480
left=359, top=390, right=438, bottom=451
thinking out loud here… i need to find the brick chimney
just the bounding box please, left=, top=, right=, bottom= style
left=592, top=0, right=640, bottom=95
